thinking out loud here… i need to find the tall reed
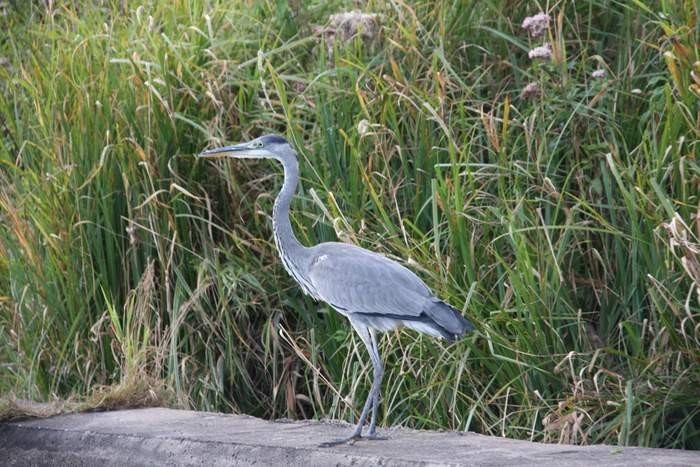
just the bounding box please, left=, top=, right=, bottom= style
left=1, top=0, right=697, bottom=448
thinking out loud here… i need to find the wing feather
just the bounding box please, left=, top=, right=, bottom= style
left=307, top=243, right=432, bottom=317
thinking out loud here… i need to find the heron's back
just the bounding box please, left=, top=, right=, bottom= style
left=304, top=242, right=474, bottom=341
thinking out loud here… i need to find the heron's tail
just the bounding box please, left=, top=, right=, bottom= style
left=424, top=299, right=475, bottom=341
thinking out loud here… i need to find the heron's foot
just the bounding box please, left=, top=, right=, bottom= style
left=318, top=434, right=362, bottom=448
left=365, top=422, right=385, bottom=439
left=318, top=432, right=388, bottom=448
left=365, top=426, right=388, bottom=440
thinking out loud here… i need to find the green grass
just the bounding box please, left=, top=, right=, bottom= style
left=1, top=0, right=698, bottom=449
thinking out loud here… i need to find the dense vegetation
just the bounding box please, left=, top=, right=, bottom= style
left=1, top=0, right=698, bottom=449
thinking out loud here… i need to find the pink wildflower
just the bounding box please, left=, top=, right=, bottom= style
left=591, top=69, right=606, bottom=79
left=520, top=82, right=541, bottom=99
left=528, top=43, right=552, bottom=60
left=522, top=12, right=550, bottom=37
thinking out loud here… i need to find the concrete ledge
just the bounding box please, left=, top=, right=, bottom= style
left=1, top=408, right=698, bottom=466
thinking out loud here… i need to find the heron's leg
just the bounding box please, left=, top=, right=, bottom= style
left=366, top=328, right=385, bottom=438
left=319, top=323, right=384, bottom=447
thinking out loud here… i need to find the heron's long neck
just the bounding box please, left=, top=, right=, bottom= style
left=272, top=157, right=312, bottom=290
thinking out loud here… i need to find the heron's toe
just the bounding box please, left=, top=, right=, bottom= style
left=318, top=434, right=362, bottom=448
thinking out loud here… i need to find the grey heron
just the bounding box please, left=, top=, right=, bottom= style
left=199, top=134, right=474, bottom=446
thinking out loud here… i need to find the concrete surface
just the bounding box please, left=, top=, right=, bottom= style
left=1, top=408, right=698, bottom=466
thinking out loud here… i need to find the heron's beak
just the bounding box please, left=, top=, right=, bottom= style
left=198, top=143, right=266, bottom=159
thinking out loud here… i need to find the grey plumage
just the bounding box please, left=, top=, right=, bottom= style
left=306, top=242, right=473, bottom=341
left=199, top=134, right=474, bottom=446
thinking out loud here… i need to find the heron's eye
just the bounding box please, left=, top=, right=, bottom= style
left=250, top=141, right=264, bottom=149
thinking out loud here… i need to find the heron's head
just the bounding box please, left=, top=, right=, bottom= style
left=198, top=134, right=295, bottom=162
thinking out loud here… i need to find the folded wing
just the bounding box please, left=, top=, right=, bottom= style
left=307, top=243, right=473, bottom=340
